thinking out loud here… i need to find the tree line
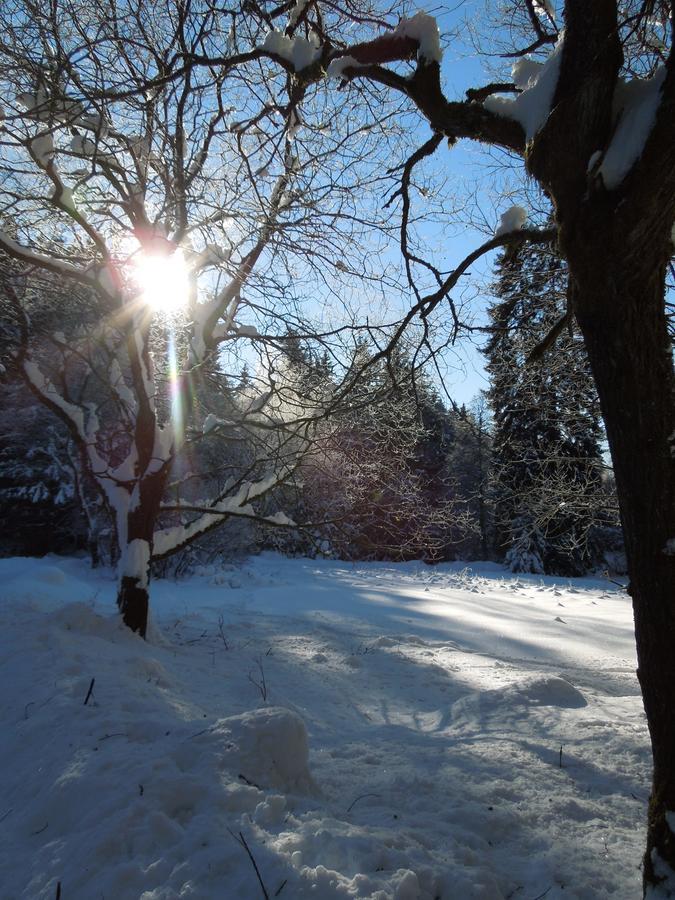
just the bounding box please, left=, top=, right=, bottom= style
left=1, top=237, right=622, bottom=576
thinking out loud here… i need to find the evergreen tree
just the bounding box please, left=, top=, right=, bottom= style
left=484, top=241, right=611, bottom=576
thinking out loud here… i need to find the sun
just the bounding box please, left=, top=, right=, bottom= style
left=134, top=249, right=190, bottom=314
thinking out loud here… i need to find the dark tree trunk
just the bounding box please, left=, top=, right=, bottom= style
left=116, top=467, right=168, bottom=639
left=570, top=251, right=675, bottom=893
left=117, top=576, right=149, bottom=638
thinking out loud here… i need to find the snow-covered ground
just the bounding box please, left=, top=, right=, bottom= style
left=0, top=554, right=649, bottom=899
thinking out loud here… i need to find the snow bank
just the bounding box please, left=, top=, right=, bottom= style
left=0, top=554, right=647, bottom=899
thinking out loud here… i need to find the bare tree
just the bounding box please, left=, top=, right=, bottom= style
left=0, top=0, right=407, bottom=637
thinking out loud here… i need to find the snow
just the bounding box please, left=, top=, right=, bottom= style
left=202, top=413, right=220, bottom=435
left=511, top=57, right=543, bottom=91
left=0, top=554, right=649, bottom=899
left=0, top=232, right=86, bottom=278
left=394, top=12, right=442, bottom=64
left=327, top=55, right=366, bottom=79
left=598, top=67, right=667, bottom=190
left=267, top=511, right=296, bottom=526
left=483, top=35, right=565, bottom=142
left=263, top=28, right=295, bottom=60
left=70, top=134, right=97, bottom=156
left=263, top=30, right=321, bottom=71
left=56, top=186, right=76, bottom=209
left=236, top=323, right=259, bottom=337
left=121, top=538, right=151, bottom=587
left=288, top=0, right=310, bottom=27
left=495, top=205, right=528, bottom=236
left=29, top=132, right=55, bottom=166
left=215, top=707, right=313, bottom=792
left=534, top=0, right=555, bottom=20
left=292, top=34, right=322, bottom=70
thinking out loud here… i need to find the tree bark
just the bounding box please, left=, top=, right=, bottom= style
left=570, top=250, right=675, bottom=894
left=117, top=576, right=150, bottom=638
left=116, top=468, right=168, bottom=639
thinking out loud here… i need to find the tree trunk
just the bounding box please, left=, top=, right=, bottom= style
left=116, top=469, right=167, bottom=639
left=571, top=257, right=675, bottom=894
left=117, top=576, right=149, bottom=637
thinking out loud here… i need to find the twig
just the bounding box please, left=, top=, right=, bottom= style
left=530, top=887, right=552, bottom=900
left=217, top=614, right=229, bottom=649
left=31, top=821, right=49, bottom=835
left=239, top=773, right=263, bottom=790
left=83, top=678, right=95, bottom=706
left=185, top=630, right=208, bottom=645
left=229, top=829, right=270, bottom=900
left=248, top=657, right=268, bottom=702
left=55, top=882, right=61, bottom=900
left=559, top=745, right=563, bottom=768
left=274, top=879, right=287, bottom=896
left=347, top=792, right=381, bottom=813
left=189, top=725, right=217, bottom=739
left=0, top=807, right=13, bottom=823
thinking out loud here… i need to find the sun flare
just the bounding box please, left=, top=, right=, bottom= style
left=134, top=249, right=190, bottom=314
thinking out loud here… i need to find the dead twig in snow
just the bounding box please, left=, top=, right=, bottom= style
left=216, top=614, right=229, bottom=648
left=530, top=887, right=553, bottom=900
left=248, top=656, right=268, bottom=702
left=238, top=772, right=263, bottom=790
left=346, top=793, right=381, bottom=813
left=229, top=829, right=270, bottom=900
left=83, top=678, right=95, bottom=706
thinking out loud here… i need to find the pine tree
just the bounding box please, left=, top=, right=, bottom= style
left=484, top=240, right=610, bottom=576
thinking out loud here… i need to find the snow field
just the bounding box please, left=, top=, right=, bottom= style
left=0, top=555, right=648, bottom=899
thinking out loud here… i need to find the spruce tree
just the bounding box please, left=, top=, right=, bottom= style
left=484, top=240, right=609, bottom=576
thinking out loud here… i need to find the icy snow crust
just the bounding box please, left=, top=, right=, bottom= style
left=0, top=554, right=647, bottom=898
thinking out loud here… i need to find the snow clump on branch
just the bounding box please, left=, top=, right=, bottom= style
left=263, top=29, right=321, bottom=71
left=495, top=205, right=528, bottom=236
left=533, top=0, right=555, bottom=20
left=597, top=67, right=667, bottom=189
left=393, top=11, right=442, bottom=64
left=327, top=11, right=442, bottom=80
left=483, top=34, right=565, bottom=141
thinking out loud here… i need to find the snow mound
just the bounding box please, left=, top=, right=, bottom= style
left=213, top=707, right=314, bottom=793
left=48, top=602, right=128, bottom=641
left=36, top=565, right=67, bottom=585
left=513, top=675, right=586, bottom=707
left=453, top=676, right=586, bottom=724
